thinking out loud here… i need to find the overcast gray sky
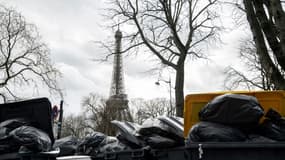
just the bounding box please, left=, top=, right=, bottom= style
left=0, top=0, right=246, bottom=114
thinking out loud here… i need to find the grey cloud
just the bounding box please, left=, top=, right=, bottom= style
left=0, top=0, right=246, bottom=114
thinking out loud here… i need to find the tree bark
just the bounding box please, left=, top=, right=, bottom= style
left=244, top=0, right=285, bottom=89
left=175, top=63, right=185, bottom=117
left=253, top=1, right=285, bottom=69
left=270, top=0, right=285, bottom=59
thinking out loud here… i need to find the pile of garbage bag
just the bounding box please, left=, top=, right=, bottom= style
left=187, top=121, right=247, bottom=143
left=186, top=93, right=285, bottom=144
left=137, top=116, right=184, bottom=148
left=0, top=118, right=52, bottom=154
left=76, top=131, right=130, bottom=156
left=56, top=115, right=185, bottom=157
left=53, top=136, right=79, bottom=156
left=54, top=92, right=285, bottom=157
left=5, top=93, right=285, bottom=157
left=111, top=120, right=145, bottom=149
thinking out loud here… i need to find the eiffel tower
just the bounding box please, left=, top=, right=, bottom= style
left=106, top=29, right=133, bottom=127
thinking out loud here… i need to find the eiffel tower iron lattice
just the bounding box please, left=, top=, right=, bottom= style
left=106, top=29, right=133, bottom=126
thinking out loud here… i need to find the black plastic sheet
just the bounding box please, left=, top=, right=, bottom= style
left=53, top=136, right=78, bottom=156
left=0, top=128, right=7, bottom=139
left=99, top=136, right=129, bottom=153
left=0, top=118, right=30, bottom=138
left=265, top=108, right=282, bottom=121
left=78, top=135, right=129, bottom=156
left=111, top=120, right=144, bottom=149
left=257, top=119, right=285, bottom=141
left=0, top=136, right=20, bottom=154
left=265, top=108, right=285, bottom=126
left=246, top=134, right=276, bottom=143
left=139, top=118, right=169, bottom=136
left=0, top=119, right=40, bottom=154
left=186, top=122, right=247, bottom=144
left=77, top=131, right=107, bottom=155
left=9, top=126, right=52, bottom=152
left=139, top=117, right=182, bottom=140
left=169, top=116, right=184, bottom=126
left=139, top=117, right=184, bottom=148
left=144, top=135, right=177, bottom=149
left=199, top=94, right=264, bottom=131
left=157, top=116, right=184, bottom=139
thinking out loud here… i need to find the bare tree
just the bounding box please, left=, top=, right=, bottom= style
left=0, top=5, right=61, bottom=102
left=61, top=114, right=89, bottom=138
left=224, top=38, right=276, bottom=90
left=223, top=0, right=285, bottom=90
left=242, top=0, right=285, bottom=89
left=81, top=93, right=118, bottom=136
left=130, top=98, right=174, bottom=124
left=106, top=0, right=221, bottom=116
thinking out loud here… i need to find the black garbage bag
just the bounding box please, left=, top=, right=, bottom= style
left=186, top=122, right=246, bottom=144
left=0, top=118, right=30, bottom=138
left=77, top=132, right=107, bottom=155
left=157, top=116, right=184, bottom=140
left=82, top=136, right=129, bottom=157
left=0, top=119, right=30, bottom=154
left=53, top=136, right=78, bottom=156
left=0, top=136, right=20, bottom=154
left=144, top=135, right=177, bottom=149
left=246, top=134, right=276, bottom=143
left=116, top=134, right=140, bottom=149
left=265, top=108, right=282, bottom=121
left=99, top=136, right=129, bottom=153
left=199, top=94, right=264, bottom=130
left=139, top=118, right=167, bottom=136
left=139, top=117, right=185, bottom=148
left=138, top=117, right=183, bottom=143
left=0, top=127, right=7, bottom=139
left=265, top=108, right=285, bottom=126
left=111, top=120, right=144, bottom=149
left=257, top=119, right=285, bottom=141
left=0, top=118, right=30, bottom=130
left=169, top=116, right=184, bottom=126
left=9, top=126, right=52, bottom=152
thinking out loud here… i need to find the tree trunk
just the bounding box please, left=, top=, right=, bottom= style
left=270, top=0, right=285, bottom=60
left=253, top=1, right=285, bottom=70
left=175, top=63, right=185, bottom=117
left=244, top=0, right=285, bottom=89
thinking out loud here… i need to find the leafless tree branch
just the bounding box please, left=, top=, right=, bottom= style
left=102, top=0, right=221, bottom=116
left=0, top=5, right=62, bottom=102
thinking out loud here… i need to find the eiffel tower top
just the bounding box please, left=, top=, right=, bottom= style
left=109, top=29, right=127, bottom=100
left=115, top=29, right=122, bottom=39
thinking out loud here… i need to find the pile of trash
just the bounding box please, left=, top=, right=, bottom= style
left=53, top=93, right=285, bottom=157
left=0, top=118, right=52, bottom=154
left=52, top=116, right=184, bottom=157
left=2, top=93, right=284, bottom=157
left=186, top=94, right=285, bottom=144
left=0, top=97, right=184, bottom=158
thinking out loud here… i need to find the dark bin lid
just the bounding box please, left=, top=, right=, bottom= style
left=0, top=97, right=55, bottom=144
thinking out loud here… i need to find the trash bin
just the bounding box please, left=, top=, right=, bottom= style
left=0, top=98, right=56, bottom=160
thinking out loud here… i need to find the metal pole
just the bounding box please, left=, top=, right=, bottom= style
left=155, top=76, right=174, bottom=116
left=57, top=100, right=63, bottom=139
